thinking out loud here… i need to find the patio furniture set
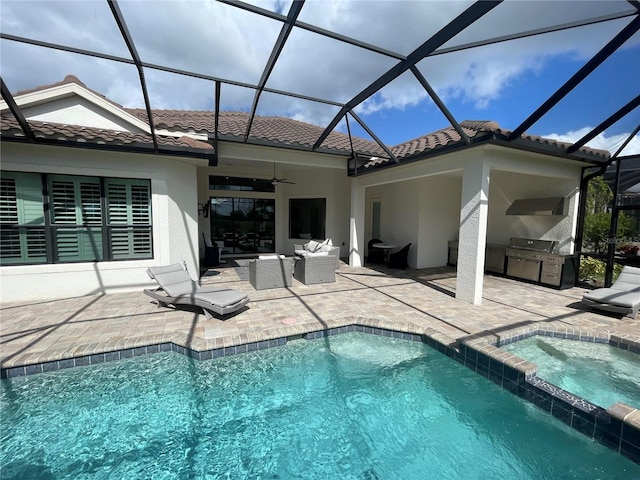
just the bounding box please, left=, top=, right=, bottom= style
left=249, top=239, right=339, bottom=290
left=367, top=239, right=412, bottom=269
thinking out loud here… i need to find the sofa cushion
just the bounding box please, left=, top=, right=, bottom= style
left=304, top=240, right=323, bottom=252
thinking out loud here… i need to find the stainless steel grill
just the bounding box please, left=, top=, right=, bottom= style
left=505, top=238, right=559, bottom=282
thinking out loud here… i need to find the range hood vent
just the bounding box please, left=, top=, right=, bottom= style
left=505, top=197, right=566, bottom=216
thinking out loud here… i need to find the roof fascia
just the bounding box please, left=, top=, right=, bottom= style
left=0, top=82, right=152, bottom=134
left=0, top=134, right=214, bottom=165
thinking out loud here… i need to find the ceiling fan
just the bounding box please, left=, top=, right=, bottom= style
left=264, top=163, right=296, bottom=186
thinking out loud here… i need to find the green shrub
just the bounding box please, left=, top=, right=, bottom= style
left=579, top=256, right=605, bottom=281
left=579, top=256, right=624, bottom=283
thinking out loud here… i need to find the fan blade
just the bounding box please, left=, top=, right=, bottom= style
left=274, top=177, right=295, bottom=184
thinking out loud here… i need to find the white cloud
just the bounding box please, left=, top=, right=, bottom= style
left=544, top=128, right=640, bottom=155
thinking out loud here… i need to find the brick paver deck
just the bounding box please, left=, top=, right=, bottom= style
left=2, top=263, right=638, bottom=371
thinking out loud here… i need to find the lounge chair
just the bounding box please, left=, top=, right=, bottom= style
left=144, top=262, right=249, bottom=319
left=581, top=265, right=640, bottom=318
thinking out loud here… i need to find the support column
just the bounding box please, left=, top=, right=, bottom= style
left=456, top=159, right=490, bottom=305
left=349, top=179, right=365, bottom=267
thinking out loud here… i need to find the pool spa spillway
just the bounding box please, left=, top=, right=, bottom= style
left=1, top=330, right=639, bottom=479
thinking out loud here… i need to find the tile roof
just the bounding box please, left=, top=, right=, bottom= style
left=2, top=75, right=610, bottom=166
left=125, top=108, right=386, bottom=157
left=0, top=116, right=214, bottom=153
left=360, top=120, right=610, bottom=169
left=389, top=120, right=499, bottom=159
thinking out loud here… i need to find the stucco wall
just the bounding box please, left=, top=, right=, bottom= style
left=365, top=175, right=462, bottom=268
left=361, top=145, right=584, bottom=270
left=198, top=162, right=351, bottom=259
left=0, top=143, right=201, bottom=302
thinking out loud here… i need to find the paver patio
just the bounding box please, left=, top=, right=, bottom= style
left=1, top=262, right=638, bottom=372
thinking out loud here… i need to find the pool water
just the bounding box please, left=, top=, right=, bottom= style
left=1, top=333, right=638, bottom=479
left=502, top=336, right=640, bottom=409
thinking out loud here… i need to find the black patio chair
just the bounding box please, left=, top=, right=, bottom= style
left=367, top=238, right=385, bottom=264
left=388, top=243, right=411, bottom=269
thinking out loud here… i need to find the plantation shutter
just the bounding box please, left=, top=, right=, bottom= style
left=105, top=178, right=152, bottom=259
left=0, top=172, right=46, bottom=264
left=49, top=176, right=103, bottom=262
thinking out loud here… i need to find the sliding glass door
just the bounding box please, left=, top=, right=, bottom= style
left=209, top=197, right=275, bottom=255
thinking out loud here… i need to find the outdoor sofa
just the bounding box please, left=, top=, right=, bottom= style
left=294, top=239, right=340, bottom=269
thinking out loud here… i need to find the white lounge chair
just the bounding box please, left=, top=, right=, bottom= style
left=581, top=265, right=640, bottom=318
left=144, top=262, right=249, bottom=318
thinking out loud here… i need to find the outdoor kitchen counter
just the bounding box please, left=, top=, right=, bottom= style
left=448, top=240, right=579, bottom=289
left=447, top=242, right=507, bottom=274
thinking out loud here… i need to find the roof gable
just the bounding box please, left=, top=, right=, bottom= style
left=0, top=75, right=150, bottom=134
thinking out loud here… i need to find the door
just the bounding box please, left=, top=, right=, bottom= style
left=371, top=199, right=381, bottom=240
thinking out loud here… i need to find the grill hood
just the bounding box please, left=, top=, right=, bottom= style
left=505, top=197, right=566, bottom=216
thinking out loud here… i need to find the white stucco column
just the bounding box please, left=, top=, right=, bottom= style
left=456, top=159, right=490, bottom=304
left=349, top=179, right=365, bottom=267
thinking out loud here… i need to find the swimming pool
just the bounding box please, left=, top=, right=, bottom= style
left=501, top=336, right=640, bottom=409
left=1, top=332, right=638, bottom=479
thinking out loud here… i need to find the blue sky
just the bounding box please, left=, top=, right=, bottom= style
left=348, top=35, right=640, bottom=152
left=1, top=0, right=638, bottom=154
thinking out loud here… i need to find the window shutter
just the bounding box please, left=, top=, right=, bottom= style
left=106, top=179, right=152, bottom=259
left=0, top=172, right=46, bottom=264
left=49, top=176, right=102, bottom=261
left=50, top=179, right=78, bottom=224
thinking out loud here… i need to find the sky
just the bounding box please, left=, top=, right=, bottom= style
left=1, top=0, right=639, bottom=155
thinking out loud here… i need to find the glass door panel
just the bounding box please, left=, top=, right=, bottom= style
left=210, top=197, right=275, bottom=255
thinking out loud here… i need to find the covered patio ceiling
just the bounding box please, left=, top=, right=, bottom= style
left=1, top=0, right=639, bottom=169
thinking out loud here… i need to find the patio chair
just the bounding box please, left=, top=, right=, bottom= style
left=144, top=262, right=249, bottom=319
left=581, top=265, right=640, bottom=318
left=294, top=253, right=336, bottom=285
left=388, top=243, right=411, bottom=269
left=367, top=238, right=385, bottom=264
left=203, top=233, right=220, bottom=267
left=249, top=255, right=294, bottom=290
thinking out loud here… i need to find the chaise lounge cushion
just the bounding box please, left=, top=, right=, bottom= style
left=145, top=263, right=249, bottom=318
left=581, top=265, right=640, bottom=317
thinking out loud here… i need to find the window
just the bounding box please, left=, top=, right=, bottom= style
left=0, top=171, right=152, bottom=265
left=210, top=197, right=275, bottom=254
left=289, top=198, right=326, bottom=240
left=209, top=175, right=275, bottom=193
